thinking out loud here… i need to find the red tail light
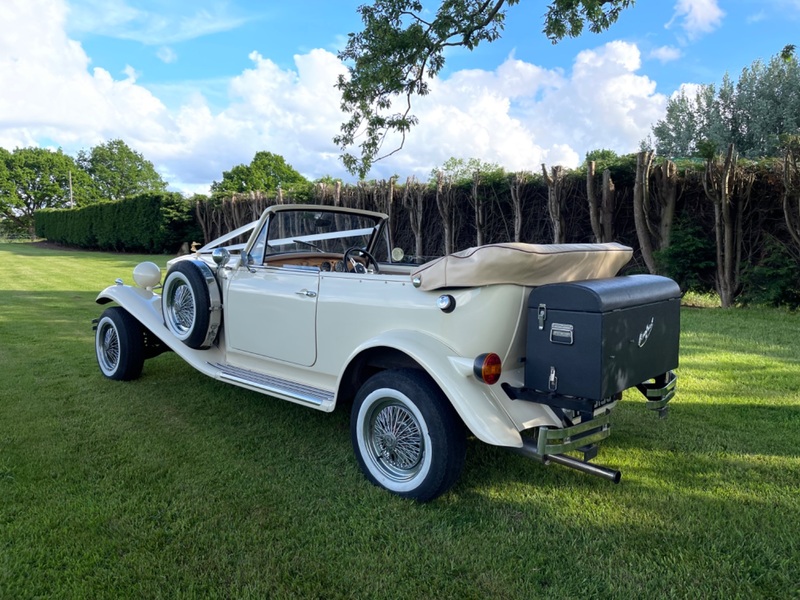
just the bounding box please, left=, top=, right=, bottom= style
left=473, top=353, right=502, bottom=385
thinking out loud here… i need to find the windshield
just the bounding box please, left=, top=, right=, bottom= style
left=259, top=209, right=385, bottom=259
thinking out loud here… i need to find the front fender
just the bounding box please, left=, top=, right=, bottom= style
left=342, top=330, right=523, bottom=448
left=95, top=284, right=225, bottom=377
left=97, top=284, right=165, bottom=334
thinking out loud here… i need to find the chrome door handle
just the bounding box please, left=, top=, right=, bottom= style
left=296, top=289, right=317, bottom=297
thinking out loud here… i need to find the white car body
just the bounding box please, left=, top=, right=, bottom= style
left=95, top=203, right=679, bottom=500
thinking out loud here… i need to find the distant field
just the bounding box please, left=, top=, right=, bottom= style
left=1, top=242, right=798, bottom=599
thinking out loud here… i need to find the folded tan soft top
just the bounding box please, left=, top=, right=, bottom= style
left=410, top=243, right=633, bottom=291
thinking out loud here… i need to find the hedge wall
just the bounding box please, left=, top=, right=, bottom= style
left=35, top=192, right=202, bottom=254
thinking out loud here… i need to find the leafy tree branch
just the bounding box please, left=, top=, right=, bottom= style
left=335, top=0, right=634, bottom=178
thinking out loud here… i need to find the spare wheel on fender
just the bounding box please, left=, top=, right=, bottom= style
left=162, top=260, right=222, bottom=349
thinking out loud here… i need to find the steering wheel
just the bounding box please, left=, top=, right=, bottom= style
left=343, top=246, right=380, bottom=274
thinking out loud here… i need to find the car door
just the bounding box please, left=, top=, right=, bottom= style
left=225, top=264, right=319, bottom=367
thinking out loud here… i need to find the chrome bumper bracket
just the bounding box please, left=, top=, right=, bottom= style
left=636, top=370, right=677, bottom=418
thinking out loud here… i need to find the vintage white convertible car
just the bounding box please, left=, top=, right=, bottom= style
left=95, top=204, right=679, bottom=501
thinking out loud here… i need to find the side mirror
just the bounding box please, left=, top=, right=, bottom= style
left=391, top=247, right=405, bottom=262
left=212, top=247, right=231, bottom=269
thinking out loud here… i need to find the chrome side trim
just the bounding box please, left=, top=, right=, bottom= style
left=210, top=363, right=334, bottom=406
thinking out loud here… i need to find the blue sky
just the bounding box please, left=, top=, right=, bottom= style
left=1, top=0, right=797, bottom=194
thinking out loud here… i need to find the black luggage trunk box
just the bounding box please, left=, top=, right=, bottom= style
left=525, top=275, right=680, bottom=401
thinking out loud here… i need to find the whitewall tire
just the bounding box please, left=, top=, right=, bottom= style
left=351, top=369, right=465, bottom=502
left=95, top=307, right=145, bottom=381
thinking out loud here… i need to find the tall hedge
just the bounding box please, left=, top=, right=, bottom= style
left=35, top=192, right=202, bottom=253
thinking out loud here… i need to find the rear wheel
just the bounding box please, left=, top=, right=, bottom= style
left=351, top=369, right=465, bottom=502
left=95, top=307, right=145, bottom=381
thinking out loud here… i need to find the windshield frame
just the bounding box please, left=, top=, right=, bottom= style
left=244, top=205, right=389, bottom=267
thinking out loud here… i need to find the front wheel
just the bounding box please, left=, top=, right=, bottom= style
left=351, top=369, right=465, bottom=502
left=95, top=307, right=145, bottom=381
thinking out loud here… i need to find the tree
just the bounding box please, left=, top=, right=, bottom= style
left=435, top=170, right=456, bottom=254
left=0, top=147, right=98, bottom=236
left=782, top=134, right=800, bottom=253
left=586, top=160, right=616, bottom=243
left=508, top=171, right=528, bottom=242
left=336, top=0, right=636, bottom=178
left=211, top=151, right=308, bottom=195
left=583, top=148, right=618, bottom=169
left=431, top=157, right=505, bottom=247
left=542, top=164, right=567, bottom=243
left=651, top=88, right=701, bottom=158
left=403, top=176, right=426, bottom=258
left=652, top=50, right=800, bottom=160
left=702, top=144, right=755, bottom=308
left=430, top=156, right=501, bottom=185
left=77, top=139, right=167, bottom=201
left=631, top=151, right=680, bottom=274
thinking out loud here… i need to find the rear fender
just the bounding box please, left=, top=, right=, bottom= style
left=341, top=330, right=523, bottom=448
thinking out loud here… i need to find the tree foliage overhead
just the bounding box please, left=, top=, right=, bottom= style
left=431, top=156, right=504, bottom=184
left=76, top=139, right=167, bottom=201
left=0, top=147, right=98, bottom=235
left=335, top=0, right=635, bottom=178
left=652, top=49, right=800, bottom=160
left=210, top=151, right=308, bottom=195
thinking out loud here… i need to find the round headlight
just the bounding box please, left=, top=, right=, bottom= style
left=133, top=261, right=162, bottom=290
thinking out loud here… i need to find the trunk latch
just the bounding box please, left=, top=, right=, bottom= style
left=537, top=304, right=547, bottom=330
left=548, top=366, right=558, bottom=391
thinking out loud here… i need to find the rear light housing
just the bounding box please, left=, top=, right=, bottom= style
left=473, top=353, right=502, bottom=385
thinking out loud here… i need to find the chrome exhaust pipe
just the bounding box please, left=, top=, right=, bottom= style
left=512, top=441, right=622, bottom=483
left=546, top=452, right=621, bottom=483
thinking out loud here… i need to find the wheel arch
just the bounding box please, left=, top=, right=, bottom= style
left=337, top=345, right=423, bottom=409
left=336, top=331, right=523, bottom=448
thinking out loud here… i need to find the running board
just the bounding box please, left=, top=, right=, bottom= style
left=210, top=363, right=334, bottom=407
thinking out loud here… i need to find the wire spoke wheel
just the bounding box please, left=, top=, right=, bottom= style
left=367, top=400, right=424, bottom=480
left=351, top=369, right=466, bottom=502
left=97, top=320, right=120, bottom=373
left=161, top=261, right=220, bottom=349
left=166, top=279, right=196, bottom=335
left=94, top=307, right=145, bottom=381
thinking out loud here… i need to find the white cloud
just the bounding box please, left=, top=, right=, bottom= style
left=527, top=42, right=666, bottom=163
left=366, top=42, right=666, bottom=178
left=649, top=45, right=683, bottom=63
left=667, top=0, right=725, bottom=40
left=156, top=46, right=178, bottom=64
left=0, top=0, right=170, bottom=149
left=0, top=0, right=667, bottom=193
left=65, top=0, right=249, bottom=45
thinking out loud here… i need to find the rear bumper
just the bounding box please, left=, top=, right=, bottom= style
left=511, top=412, right=620, bottom=483
left=637, top=370, right=677, bottom=415
left=534, top=410, right=612, bottom=456
left=505, top=370, right=677, bottom=482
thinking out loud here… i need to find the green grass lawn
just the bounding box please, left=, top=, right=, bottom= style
left=1, top=242, right=798, bottom=599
